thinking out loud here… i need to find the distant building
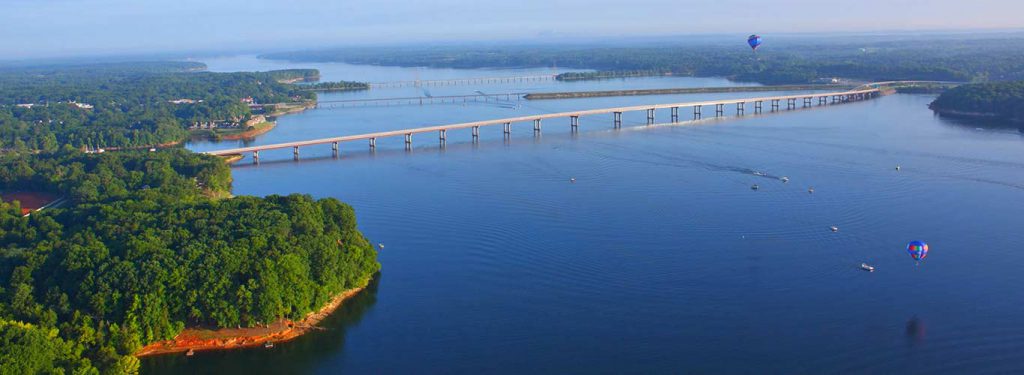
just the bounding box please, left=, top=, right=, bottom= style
left=168, top=99, right=197, bottom=104
left=241, top=96, right=256, bottom=104
left=15, top=103, right=35, bottom=108
left=245, top=115, right=267, bottom=127
left=67, top=101, right=93, bottom=109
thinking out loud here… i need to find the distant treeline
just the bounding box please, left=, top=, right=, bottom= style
left=265, top=68, right=320, bottom=83
left=261, top=36, right=1024, bottom=85
left=930, top=81, right=1024, bottom=122
left=301, top=80, right=370, bottom=91
left=0, top=62, right=316, bottom=151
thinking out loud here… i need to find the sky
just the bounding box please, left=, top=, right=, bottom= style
left=1, top=0, right=1022, bottom=60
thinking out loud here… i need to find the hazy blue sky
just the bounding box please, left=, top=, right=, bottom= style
left=2, top=0, right=1021, bottom=59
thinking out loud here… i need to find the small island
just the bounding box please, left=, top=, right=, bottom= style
left=929, top=81, right=1024, bottom=123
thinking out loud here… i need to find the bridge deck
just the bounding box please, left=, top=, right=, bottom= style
left=206, top=88, right=878, bottom=156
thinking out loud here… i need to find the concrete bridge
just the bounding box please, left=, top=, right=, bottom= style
left=317, top=92, right=525, bottom=108
left=206, top=87, right=881, bottom=161
left=368, top=75, right=556, bottom=88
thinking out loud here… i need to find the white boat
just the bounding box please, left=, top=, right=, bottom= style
left=780, top=176, right=789, bottom=183
left=377, top=243, right=385, bottom=250
left=830, top=226, right=839, bottom=232
left=751, top=184, right=759, bottom=190
left=808, top=187, right=815, bottom=193
left=186, top=349, right=195, bottom=357
left=264, top=342, right=274, bottom=349
left=860, top=263, right=875, bottom=272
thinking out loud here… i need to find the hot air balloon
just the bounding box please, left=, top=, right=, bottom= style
left=907, top=241, right=929, bottom=262
left=747, top=35, right=763, bottom=51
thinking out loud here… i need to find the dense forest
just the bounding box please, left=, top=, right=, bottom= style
left=0, top=62, right=319, bottom=151
left=929, top=81, right=1024, bottom=122
left=262, top=35, right=1024, bottom=85
left=0, top=150, right=381, bottom=374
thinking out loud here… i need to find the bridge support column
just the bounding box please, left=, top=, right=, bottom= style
left=570, top=115, right=579, bottom=132
left=472, top=126, right=479, bottom=141
left=369, top=138, right=376, bottom=149
left=439, top=129, right=447, bottom=145
left=293, top=146, right=299, bottom=160
left=819, top=96, right=827, bottom=105
left=694, top=105, right=702, bottom=119
left=647, top=108, right=655, bottom=125
left=252, top=150, right=259, bottom=163
left=671, top=107, right=679, bottom=123
left=332, top=142, right=339, bottom=157
left=503, top=122, right=511, bottom=136
left=803, top=97, right=812, bottom=107
left=755, top=101, right=763, bottom=113
left=405, top=133, right=412, bottom=150
left=715, top=103, right=724, bottom=117
left=534, top=119, right=542, bottom=133
left=787, top=98, right=796, bottom=109
left=613, top=112, right=622, bottom=128
left=771, top=100, right=780, bottom=111
left=737, top=102, right=745, bottom=115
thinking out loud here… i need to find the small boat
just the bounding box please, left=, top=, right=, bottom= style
left=860, top=263, right=875, bottom=272
left=808, top=187, right=815, bottom=193
left=751, top=184, right=759, bottom=190
left=264, top=342, right=274, bottom=349
left=753, top=171, right=767, bottom=176
left=186, top=349, right=195, bottom=357
left=780, top=176, right=789, bottom=183
left=830, top=226, right=839, bottom=232
left=895, top=165, right=901, bottom=171
left=570, top=177, right=576, bottom=183
left=377, top=243, right=384, bottom=250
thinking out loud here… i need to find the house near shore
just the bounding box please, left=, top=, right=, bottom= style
left=15, top=103, right=36, bottom=108
left=168, top=98, right=199, bottom=104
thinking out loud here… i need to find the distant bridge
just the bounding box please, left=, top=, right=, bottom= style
left=367, top=75, right=556, bottom=88
left=206, top=87, right=882, bottom=161
left=317, top=93, right=525, bottom=108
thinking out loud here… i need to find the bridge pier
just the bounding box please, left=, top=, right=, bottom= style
left=803, top=97, right=812, bottom=107
left=736, top=102, right=745, bottom=115
left=755, top=101, right=763, bottom=113
left=819, top=96, right=827, bottom=105
left=787, top=98, right=796, bottom=109
left=332, top=142, right=339, bottom=158
left=439, top=129, right=447, bottom=146
left=534, top=119, right=542, bottom=133
left=293, top=146, right=299, bottom=160
left=771, top=99, right=780, bottom=111
left=472, top=126, right=480, bottom=141
left=613, top=112, right=622, bottom=128
left=369, top=138, right=376, bottom=149
left=405, top=133, right=412, bottom=150
left=671, top=107, right=679, bottom=123
left=252, top=150, right=259, bottom=164
left=647, top=108, right=655, bottom=125
left=715, top=103, right=724, bottom=117
left=694, top=105, right=702, bottom=119
left=503, top=122, right=511, bottom=136
left=570, top=115, right=579, bottom=132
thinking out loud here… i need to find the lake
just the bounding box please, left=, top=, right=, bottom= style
left=144, top=56, right=1024, bottom=374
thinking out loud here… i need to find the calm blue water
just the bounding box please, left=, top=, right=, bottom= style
left=144, top=57, right=1024, bottom=374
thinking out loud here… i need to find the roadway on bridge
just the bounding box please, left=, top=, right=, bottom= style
left=205, top=87, right=880, bottom=157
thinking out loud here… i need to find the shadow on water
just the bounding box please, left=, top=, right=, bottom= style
left=140, top=276, right=381, bottom=375
left=934, top=112, right=1024, bottom=133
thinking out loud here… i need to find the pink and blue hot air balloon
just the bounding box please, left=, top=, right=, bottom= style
left=747, top=35, right=763, bottom=51
left=907, top=241, right=929, bottom=262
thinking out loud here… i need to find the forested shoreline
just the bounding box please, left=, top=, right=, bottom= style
left=0, top=150, right=381, bottom=374
left=0, top=62, right=380, bottom=374
left=929, top=81, right=1024, bottom=122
